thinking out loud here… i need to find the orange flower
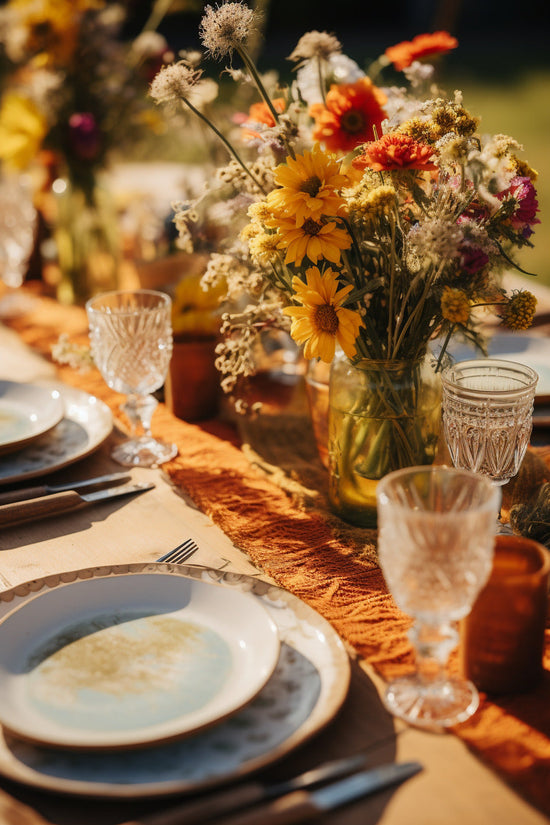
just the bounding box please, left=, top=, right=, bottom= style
left=353, top=133, right=437, bottom=172
left=241, top=97, right=286, bottom=140
left=309, top=78, right=387, bottom=154
left=385, top=31, right=458, bottom=71
left=246, top=98, right=286, bottom=128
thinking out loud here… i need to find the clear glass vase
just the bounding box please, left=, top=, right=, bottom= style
left=328, top=351, right=442, bottom=527
left=53, top=177, right=120, bottom=305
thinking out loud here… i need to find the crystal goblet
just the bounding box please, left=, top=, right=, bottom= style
left=376, top=465, right=500, bottom=728
left=86, top=289, right=178, bottom=468
left=0, top=173, right=36, bottom=316
left=441, top=358, right=538, bottom=529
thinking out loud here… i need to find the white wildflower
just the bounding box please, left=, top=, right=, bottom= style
left=199, top=2, right=259, bottom=60
left=51, top=335, right=94, bottom=371
left=131, top=31, right=168, bottom=61
left=407, top=217, right=464, bottom=265
left=403, top=60, right=435, bottom=90
left=188, top=77, right=219, bottom=109
left=149, top=61, right=203, bottom=105
left=296, top=54, right=364, bottom=105
left=178, top=49, right=203, bottom=68
left=288, top=31, right=342, bottom=63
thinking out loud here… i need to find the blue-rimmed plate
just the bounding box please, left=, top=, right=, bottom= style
left=0, top=564, right=350, bottom=798
left=0, top=571, right=280, bottom=750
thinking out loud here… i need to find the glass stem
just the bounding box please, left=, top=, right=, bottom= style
left=120, top=394, right=158, bottom=439
left=409, top=621, right=458, bottom=685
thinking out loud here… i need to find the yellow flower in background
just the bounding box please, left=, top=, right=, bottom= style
left=9, top=0, right=105, bottom=65
left=0, top=92, right=48, bottom=169
left=283, top=266, right=363, bottom=362
left=267, top=145, right=349, bottom=226
left=171, top=272, right=225, bottom=338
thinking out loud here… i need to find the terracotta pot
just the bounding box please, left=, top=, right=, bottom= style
left=165, top=336, right=220, bottom=422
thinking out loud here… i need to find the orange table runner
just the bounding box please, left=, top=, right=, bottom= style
left=4, top=293, right=550, bottom=818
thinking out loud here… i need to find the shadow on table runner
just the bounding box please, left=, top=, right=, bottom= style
left=6, top=295, right=550, bottom=819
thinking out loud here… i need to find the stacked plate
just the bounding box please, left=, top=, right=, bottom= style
left=0, top=564, right=351, bottom=798
left=0, top=381, right=113, bottom=484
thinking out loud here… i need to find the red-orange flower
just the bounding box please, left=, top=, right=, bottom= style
left=241, top=97, right=286, bottom=140
left=385, top=31, right=458, bottom=71
left=246, top=98, right=286, bottom=128
left=309, top=78, right=387, bottom=154
left=353, top=133, right=438, bottom=172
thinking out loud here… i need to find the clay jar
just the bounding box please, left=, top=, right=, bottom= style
left=460, top=534, right=550, bottom=694
left=165, top=336, right=220, bottom=422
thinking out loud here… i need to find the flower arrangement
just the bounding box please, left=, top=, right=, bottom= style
left=151, top=3, right=540, bottom=412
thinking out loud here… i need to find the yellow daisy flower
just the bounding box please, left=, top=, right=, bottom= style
left=274, top=216, right=351, bottom=267
left=266, top=144, right=349, bottom=226
left=283, top=266, right=363, bottom=362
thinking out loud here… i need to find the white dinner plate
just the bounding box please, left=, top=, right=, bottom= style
left=447, top=332, right=550, bottom=400
left=0, top=384, right=113, bottom=485
left=0, top=571, right=280, bottom=750
left=0, top=381, right=64, bottom=456
left=0, top=563, right=350, bottom=798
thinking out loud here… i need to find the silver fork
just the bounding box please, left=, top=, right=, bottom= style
left=157, top=538, right=200, bottom=564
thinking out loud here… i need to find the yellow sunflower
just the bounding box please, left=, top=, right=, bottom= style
left=266, top=144, right=349, bottom=226
left=283, top=266, right=363, bottom=362
left=274, top=216, right=351, bottom=267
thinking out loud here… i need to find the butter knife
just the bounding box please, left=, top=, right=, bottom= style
left=0, top=472, right=131, bottom=505
left=216, top=761, right=423, bottom=825
left=125, top=760, right=422, bottom=825
left=0, top=482, right=155, bottom=527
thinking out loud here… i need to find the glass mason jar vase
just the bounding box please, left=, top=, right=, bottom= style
left=53, top=177, right=120, bottom=305
left=328, top=351, right=442, bottom=527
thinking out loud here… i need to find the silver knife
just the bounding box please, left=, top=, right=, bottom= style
left=0, top=472, right=132, bottom=506
left=132, top=754, right=369, bottom=825
left=128, top=760, right=422, bottom=825
left=0, top=482, right=155, bottom=528
left=214, top=762, right=423, bottom=825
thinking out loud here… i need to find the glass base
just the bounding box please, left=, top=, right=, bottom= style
left=383, top=674, right=479, bottom=729
left=111, top=437, right=178, bottom=468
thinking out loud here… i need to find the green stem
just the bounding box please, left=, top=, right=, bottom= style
left=317, top=57, right=327, bottom=104
left=387, top=215, right=397, bottom=355
left=392, top=262, right=443, bottom=357
left=237, top=45, right=296, bottom=160
left=181, top=98, right=267, bottom=195
left=435, top=324, right=455, bottom=372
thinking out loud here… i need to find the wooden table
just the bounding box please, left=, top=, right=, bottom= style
left=0, top=293, right=549, bottom=825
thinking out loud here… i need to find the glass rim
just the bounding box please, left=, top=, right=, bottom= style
left=441, top=358, right=539, bottom=395
left=85, top=289, right=171, bottom=314
left=376, top=464, right=501, bottom=514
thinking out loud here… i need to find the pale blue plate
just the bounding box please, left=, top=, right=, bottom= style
left=0, top=572, right=280, bottom=750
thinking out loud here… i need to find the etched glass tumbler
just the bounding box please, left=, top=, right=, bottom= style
left=441, top=358, right=538, bottom=494
left=86, top=289, right=177, bottom=467
left=376, top=466, right=500, bottom=728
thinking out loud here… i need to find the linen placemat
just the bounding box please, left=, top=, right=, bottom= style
left=4, top=292, right=550, bottom=817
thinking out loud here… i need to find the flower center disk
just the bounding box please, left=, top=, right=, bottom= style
left=314, top=304, right=339, bottom=334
